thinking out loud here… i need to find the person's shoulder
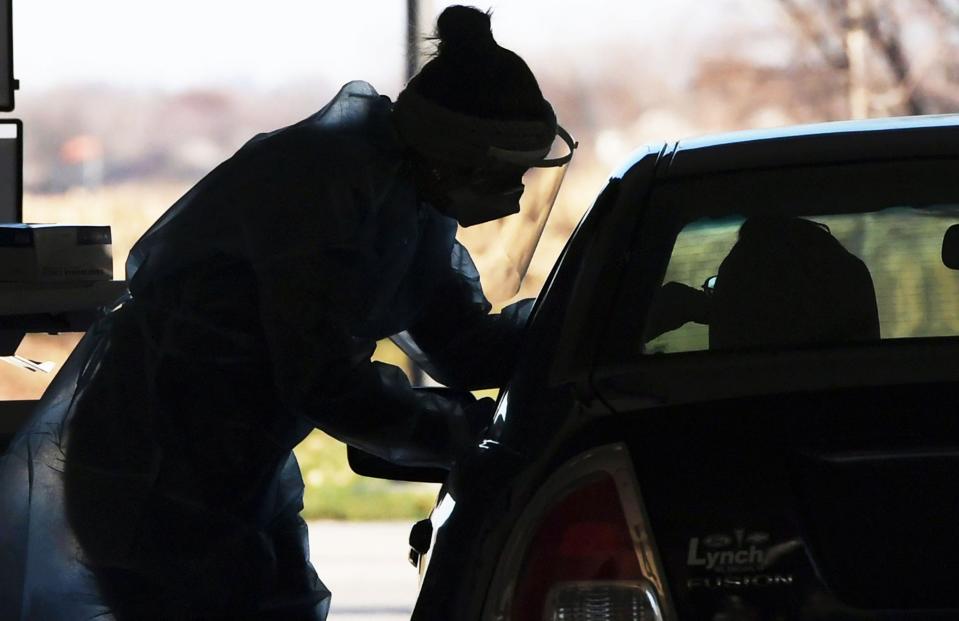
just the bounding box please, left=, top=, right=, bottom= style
left=218, top=82, right=406, bottom=206
left=244, top=82, right=394, bottom=155
left=303, top=82, right=395, bottom=151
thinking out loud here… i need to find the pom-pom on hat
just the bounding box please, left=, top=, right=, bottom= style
left=435, top=5, right=497, bottom=55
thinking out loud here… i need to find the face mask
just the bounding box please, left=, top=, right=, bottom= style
left=434, top=125, right=577, bottom=227
left=442, top=180, right=524, bottom=227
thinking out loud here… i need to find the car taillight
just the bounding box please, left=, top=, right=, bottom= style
left=545, top=581, right=661, bottom=620
left=509, top=474, right=663, bottom=621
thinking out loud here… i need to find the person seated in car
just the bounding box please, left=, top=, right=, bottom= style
left=645, top=216, right=880, bottom=348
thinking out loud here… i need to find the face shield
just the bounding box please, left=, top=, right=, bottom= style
left=393, top=89, right=577, bottom=303
left=454, top=126, right=576, bottom=303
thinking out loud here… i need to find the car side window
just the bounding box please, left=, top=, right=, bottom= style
left=642, top=207, right=959, bottom=355
left=641, top=205, right=959, bottom=355
left=597, top=157, right=959, bottom=367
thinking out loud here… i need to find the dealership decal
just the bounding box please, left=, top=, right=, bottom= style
left=686, top=528, right=798, bottom=591
left=687, top=574, right=795, bottom=590
left=688, top=529, right=772, bottom=573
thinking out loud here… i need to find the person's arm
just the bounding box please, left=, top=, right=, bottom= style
left=643, top=281, right=711, bottom=342
left=397, top=241, right=534, bottom=390
left=238, top=157, right=475, bottom=468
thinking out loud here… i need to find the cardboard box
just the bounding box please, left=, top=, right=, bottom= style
left=0, top=224, right=113, bottom=283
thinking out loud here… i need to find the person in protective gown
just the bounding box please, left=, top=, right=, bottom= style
left=0, top=6, right=575, bottom=620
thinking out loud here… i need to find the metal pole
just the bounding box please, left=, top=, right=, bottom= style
left=406, top=0, right=420, bottom=82
left=406, top=0, right=424, bottom=386
left=404, top=0, right=438, bottom=386
left=406, top=0, right=435, bottom=83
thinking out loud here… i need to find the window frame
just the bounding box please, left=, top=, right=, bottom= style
left=592, top=156, right=959, bottom=406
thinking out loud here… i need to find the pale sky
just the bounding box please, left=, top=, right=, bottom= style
left=13, top=1, right=782, bottom=97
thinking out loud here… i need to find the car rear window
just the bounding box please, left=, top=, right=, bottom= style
left=644, top=206, right=959, bottom=354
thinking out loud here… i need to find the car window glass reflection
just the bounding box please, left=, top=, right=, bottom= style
left=644, top=207, right=959, bottom=354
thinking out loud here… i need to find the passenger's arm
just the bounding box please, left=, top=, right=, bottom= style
left=644, top=281, right=710, bottom=342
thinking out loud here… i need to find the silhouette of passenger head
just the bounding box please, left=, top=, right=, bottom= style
left=708, top=216, right=880, bottom=350
left=392, top=6, right=559, bottom=226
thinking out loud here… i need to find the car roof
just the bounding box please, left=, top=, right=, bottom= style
left=655, top=114, right=959, bottom=179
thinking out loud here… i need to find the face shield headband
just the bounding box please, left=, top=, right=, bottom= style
left=392, top=89, right=574, bottom=170
left=393, top=90, right=576, bottom=227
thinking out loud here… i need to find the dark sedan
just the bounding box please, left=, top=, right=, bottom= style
left=353, top=115, right=959, bottom=621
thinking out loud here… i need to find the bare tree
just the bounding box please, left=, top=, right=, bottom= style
left=774, top=0, right=956, bottom=117
left=777, top=0, right=850, bottom=70
left=924, top=0, right=959, bottom=25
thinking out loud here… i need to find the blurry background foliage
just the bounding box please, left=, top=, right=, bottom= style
left=4, top=0, right=959, bottom=518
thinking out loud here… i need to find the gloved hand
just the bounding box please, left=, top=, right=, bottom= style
left=445, top=397, right=496, bottom=465
left=464, top=397, right=496, bottom=438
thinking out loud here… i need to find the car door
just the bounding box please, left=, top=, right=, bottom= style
left=590, top=156, right=959, bottom=620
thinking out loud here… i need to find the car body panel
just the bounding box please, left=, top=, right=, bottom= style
left=665, top=114, right=959, bottom=178
left=617, top=380, right=959, bottom=618
left=411, top=146, right=667, bottom=620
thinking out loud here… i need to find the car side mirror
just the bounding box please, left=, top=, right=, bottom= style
left=943, top=224, right=959, bottom=270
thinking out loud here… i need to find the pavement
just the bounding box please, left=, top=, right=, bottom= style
left=308, top=521, right=421, bottom=621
